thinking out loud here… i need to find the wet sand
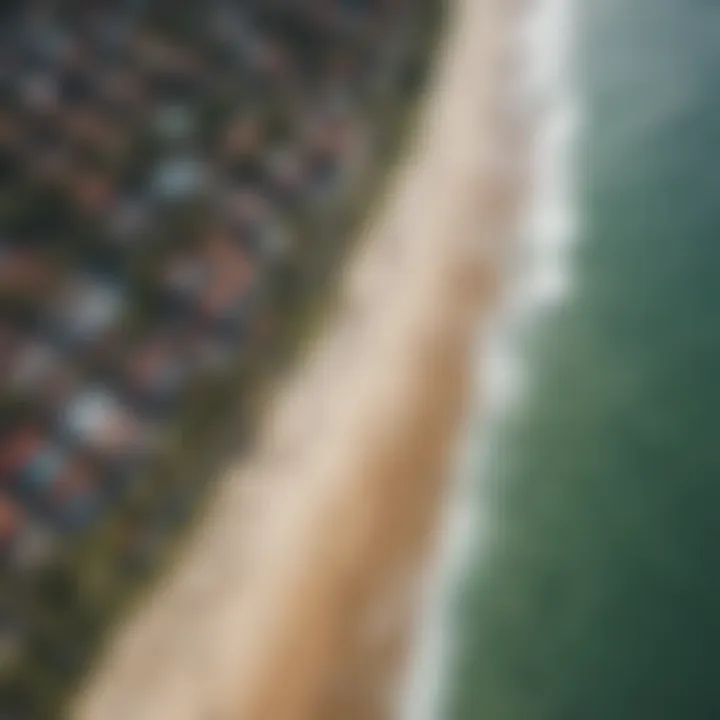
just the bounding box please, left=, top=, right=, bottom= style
left=74, top=0, right=522, bottom=718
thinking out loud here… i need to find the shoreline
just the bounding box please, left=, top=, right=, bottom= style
left=74, top=1, right=521, bottom=718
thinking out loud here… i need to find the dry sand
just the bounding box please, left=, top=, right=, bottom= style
left=74, top=0, right=523, bottom=718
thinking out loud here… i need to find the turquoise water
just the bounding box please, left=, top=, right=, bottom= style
left=443, top=1, right=720, bottom=718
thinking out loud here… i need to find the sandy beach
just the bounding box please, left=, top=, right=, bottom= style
left=74, top=0, right=522, bottom=717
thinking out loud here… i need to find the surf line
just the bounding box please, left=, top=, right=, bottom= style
left=399, top=0, right=582, bottom=717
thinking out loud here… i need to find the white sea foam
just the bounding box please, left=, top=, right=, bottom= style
left=400, top=0, right=581, bottom=718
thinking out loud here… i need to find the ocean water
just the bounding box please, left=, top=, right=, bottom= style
left=406, top=0, right=720, bottom=718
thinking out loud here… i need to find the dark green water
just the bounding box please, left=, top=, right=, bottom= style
left=445, top=1, right=720, bottom=718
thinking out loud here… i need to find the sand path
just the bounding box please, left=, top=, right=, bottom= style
left=74, top=0, right=521, bottom=717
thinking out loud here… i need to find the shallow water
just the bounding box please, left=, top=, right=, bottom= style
left=435, top=0, right=720, bottom=717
